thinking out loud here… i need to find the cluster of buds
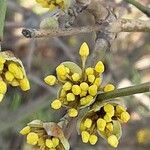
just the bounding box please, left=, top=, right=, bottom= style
left=20, top=120, right=70, bottom=150
left=35, top=0, right=70, bottom=11
left=79, top=102, right=130, bottom=147
left=44, top=42, right=115, bottom=118
left=0, top=51, right=30, bottom=102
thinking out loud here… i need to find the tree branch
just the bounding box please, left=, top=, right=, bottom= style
left=0, top=0, right=7, bottom=43
left=124, top=0, right=150, bottom=17
left=22, top=19, right=150, bottom=38
left=96, top=82, right=150, bottom=102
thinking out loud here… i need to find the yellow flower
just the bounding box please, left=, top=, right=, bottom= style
left=104, top=84, right=115, bottom=92
left=56, top=64, right=68, bottom=76
left=68, top=108, right=78, bottom=117
left=44, top=75, right=57, bottom=86
left=104, top=114, right=112, bottom=122
left=72, top=73, right=80, bottom=82
left=88, top=85, right=97, bottom=96
left=89, top=134, right=98, bottom=145
left=19, top=78, right=30, bottom=91
left=95, top=61, right=104, bottom=73
left=81, top=131, right=90, bottom=143
left=106, top=123, right=113, bottom=132
left=51, top=99, right=62, bottom=110
left=104, top=103, right=114, bottom=113
left=79, top=42, right=89, bottom=57
left=52, top=137, right=60, bottom=147
left=0, top=80, right=7, bottom=94
left=88, top=75, right=95, bottom=83
left=66, top=93, right=75, bottom=101
left=20, top=126, right=31, bottom=135
left=0, top=56, right=6, bottom=64
left=46, top=139, right=54, bottom=148
left=80, top=82, right=89, bottom=91
left=27, top=132, right=39, bottom=145
left=5, top=71, right=14, bottom=82
left=84, top=118, right=92, bottom=128
left=85, top=67, right=94, bottom=75
left=63, top=82, right=72, bottom=91
left=107, top=135, right=119, bottom=148
left=97, top=118, right=106, bottom=131
left=0, top=94, right=4, bottom=102
left=94, top=78, right=102, bottom=87
left=120, top=112, right=130, bottom=123
left=72, top=85, right=81, bottom=95
left=116, top=105, right=126, bottom=114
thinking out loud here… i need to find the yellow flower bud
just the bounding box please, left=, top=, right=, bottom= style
left=19, top=78, right=30, bottom=91
left=68, top=108, right=78, bottom=117
left=66, top=93, right=75, bottom=101
left=27, top=132, right=39, bottom=145
left=88, top=85, right=97, bottom=96
left=0, top=56, right=6, bottom=64
left=0, top=94, right=4, bottom=102
left=84, top=118, right=92, bottom=128
left=20, top=126, right=31, bottom=135
left=38, top=137, right=45, bottom=147
left=85, top=95, right=93, bottom=104
left=10, top=79, right=19, bottom=87
left=97, top=118, right=106, bottom=131
left=51, top=99, right=62, bottom=110
left=46, top=139, right=54, bottom=148
left=80, top=97, right=87, bottom=106
left=104, top=104, right=114, bottom=113
left=79, top=42, right=89, bottom=57
left=59, top=89, right=66, bottom=98
left=56, top=64, right=67, bottom=76
left=5, top=71, right=14, bottom=82
left=116, top=105, right=126, bottom=114
left=65, top=67, right=70, bottom=74
left=52, top=137, right=59, bottom=148
left=104, top=114, right=112, bottom=122
left=72, top=85, right=81, bottom=95
left=107, top=135, right=119, bottom=148
left=44, top=75, right=56, bottom=86
left=80, top=82, right=89, bottom=91
left=59, top=75, right=67, bottom=81
left=72, top=73, right=80, bottom=82
left=95, top=61, right=104, bottom=73
left=89, top=134, right=98, bottom=145
left=0, top=80, right=7, bottom=94
left=94, top=77, right=102, bottom=87
left=85, top=67, right=94, bottom=75
left=104, top=84, right=115, bottom=92
left=106, top=123, right=113, bottom=132
left=88, top=75, right=95, bottom=83
left=80, top=90, right=87, bottom=97
left=81, top=131, right=90, bottom=143
left=120, top=111, right=130, bottom=123
left=63, top=82, right=72, bottom=91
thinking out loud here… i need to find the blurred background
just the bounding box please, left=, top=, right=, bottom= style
left=0, top=0, right=150, bottom=150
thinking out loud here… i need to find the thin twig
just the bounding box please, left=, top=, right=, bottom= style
left=22, top=19, right=150, bottom=38
left=124, top=0, right=150, bottom=17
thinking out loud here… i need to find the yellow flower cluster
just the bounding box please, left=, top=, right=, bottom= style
left=44, top=42, right=115, bottom=118
left=20, top=121, right=65, bottom=150
left=0, top=52, right=30, bottom=102
left=80, top=103, right=130, bottom=147
left=35, top=0, right=68, bottom=10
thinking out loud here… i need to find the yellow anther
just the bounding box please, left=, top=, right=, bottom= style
left=116, top=105, right=126, bottom=114
left=94, top=77, right=102, bottom=87
left=80, top=82, right=89, bottom=91
left=5, top=71, right=14, bottom=82
left=106, top=123, right=113, bottom=132
left=79, top=42, right=89, bottom=57
left=72, top=85, right=81, bottom=95
left=44, top=75, right=56, bottom=86
left=89, top=134, right=98, bottom=145
left=0, top=56, right=6, bottom=64
left=19, top=78, right=30, bottom=91
left=20, top=126, right=31, bottom=135
left=80, top=90, right=87, bottom=97
left=104, top=104, right=114, bottom=113
left=10, top=79, right=19, bottom=87
left=104, top=114, right=112, bottom=122
left=68, top=108, right=78, bottom=117
left=88, top=85, right=97, bottom=96
left=0, top=94, right=4, bottom=102
left=59, top=89, right=66, bottom=98
left=84, top=118, right=92, bottom=128
left=107, top=135, right=119, bottom=148
left=85, top=67, right=94, bottom=75
left=95, top=61, right=104, bottom=73
left=104, top=84, right=115, bottom=92
left=66, top=93, right=75, bottom=101
left=120, top=111, right=130, bottom=123
left=88, top=75, right=95, bottom=83
left=27, top=132, right=39, bottom=145
left=51, top=99, right=62, bottom=110
left=46, top=139, right=54, bottom=148
left=97, top=118, right=106, bottom=131
left=52, top=137, right=59, bottom=148
left=81, top=131, right=90, bottom=143
left=56, top=64, right=67, bottom=76
left=63, top=82, right=72, bottom=91
left=0, top=80, right=7, bottom=94
left=72, top=73, right=80, bottom=82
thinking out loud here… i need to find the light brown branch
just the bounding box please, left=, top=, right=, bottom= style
left=22, top=19, right=150, bottom=38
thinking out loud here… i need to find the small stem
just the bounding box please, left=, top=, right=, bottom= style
left=96, top=82, right=150, bottom=102
left=124, top=0, right=150, bottom=17
left=0, top=0, right=7, bottom=44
